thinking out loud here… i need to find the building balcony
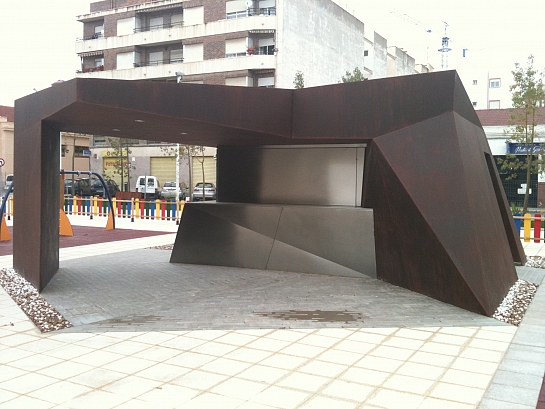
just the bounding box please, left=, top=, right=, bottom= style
left=75, top=16, right=276, bottom=55
left=134, top=21, right=183, bottom=33
left=76, top=65, right=105, bottom=74
left=134, top=58, right=183, bottom=67
left=226, top=7, right=276, bottom=19
left=76, top=32, right=103, bottom=42
left=75, top=55, right=276, bottom=81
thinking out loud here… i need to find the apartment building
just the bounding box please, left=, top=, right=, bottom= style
left=75, top=0, right=424, bottom=190
left=75, top=0, right=424, bottom=86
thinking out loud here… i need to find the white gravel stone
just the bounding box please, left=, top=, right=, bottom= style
left=492, top=256, right=542, bottom=326
left=0, top=268, right=72, bottom=332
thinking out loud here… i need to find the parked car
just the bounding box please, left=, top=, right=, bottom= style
left=90, top=179, right=119, bottom=197
left=160, top=182, right=185, bottom=200
left=3, top=174, right=13, bottom=195
left=136, top=176, right=161, bottom=199
left=193, top=182, right=216, bottom=201
left=64, top=178, right=90, bottom=196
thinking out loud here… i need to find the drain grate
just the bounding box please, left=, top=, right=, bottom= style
left=254, top=310, right=365, bottom=323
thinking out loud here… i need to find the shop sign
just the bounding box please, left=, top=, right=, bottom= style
left=507, top=143, right=542, bottom=155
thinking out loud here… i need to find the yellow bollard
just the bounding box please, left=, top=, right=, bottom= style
left=93, top=196, right=98, bottom=217
left=524, top=213, right=531, bottom=242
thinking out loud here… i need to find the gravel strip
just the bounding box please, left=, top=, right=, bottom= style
left=150, top=244, right=174, bottom=250
left=491, top=256, right=543, bottom=326
left=493, top=279, right=538, bottom=326
left=0, top=268, right=72, bottom=332
left=525, top=255, right=545, bottom=269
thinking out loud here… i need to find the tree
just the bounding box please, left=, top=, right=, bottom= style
left=161, top=144, right=206, bottom=200
left=497, top=55, right=545, bottom=213
left=107, top=137, right=136, bottom=191
left=293, top=71, right=305, bottom=89
left=341, top=67, right=367, bottom=83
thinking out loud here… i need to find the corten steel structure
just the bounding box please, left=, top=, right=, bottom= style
left=13, top=70, right=525, bottom=316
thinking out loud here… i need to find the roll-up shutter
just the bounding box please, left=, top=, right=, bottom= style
left=192, top=156, right=216, bottom=186
left=150, top=157, right=176, bottom=187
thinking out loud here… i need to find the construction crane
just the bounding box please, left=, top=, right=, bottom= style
left=438, top=21, right=452, bottom=69
left=390, top=9, right=434, bottom=63
left=390, top=9, right=432, bottom=34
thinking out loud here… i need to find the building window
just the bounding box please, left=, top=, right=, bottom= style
left=472, top=80, right=477, bottom=85
left=94, top=25, right=104, bottom=38
left=472, top=102, right=477, bottom=107
left=93, top=137, right=107, bottom=146
left=94, top=58, right=104, bottom=67
left=74, top=146, right=89, bottom=157
left=364, top=50, right=369, bottom=57
left=489, top=100, right=500, bottom=109
left=225, top=52, right=246, bottom=58
left=489, top=79, right=500, bottom=88
left=149, top=17, right=164, bottom=30
left=170, top=49, right=183, bottom=64
left=258, top=77, right=275, bottom=88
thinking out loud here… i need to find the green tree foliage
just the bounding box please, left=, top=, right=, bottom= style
left=107, top=137, right=136, bottom=191
left=497, top=55, right=545, bottom=213
left=341, top=67, right=367, bottom=83
left=293, top=71, right=305, bottom=89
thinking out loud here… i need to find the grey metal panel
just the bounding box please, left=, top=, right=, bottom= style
left=267, top=240, right=367, bottom=278
left=356, top=147, right=364, bottom=207
left=186, top=202, right=283, bottom=239
left=269, top=206, right=376, bottom=278
left=171, top=203, right=376, bottom=279
left=217, top=145, right=365, bottom=206
left=170, top=203, right=280, bottom=269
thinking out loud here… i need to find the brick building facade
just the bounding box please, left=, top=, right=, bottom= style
left=75, top=0, right=425, bottom=87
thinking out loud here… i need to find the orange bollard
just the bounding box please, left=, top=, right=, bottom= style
left=0, top=214, right=11, bottom=241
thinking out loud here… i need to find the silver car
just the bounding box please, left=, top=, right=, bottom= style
left=192, top=182, right=216, bottom=201
left=159, top=182, right=185, bottom=200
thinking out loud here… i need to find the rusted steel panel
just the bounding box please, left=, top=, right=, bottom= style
left=12, top=71, right=523, bottom=316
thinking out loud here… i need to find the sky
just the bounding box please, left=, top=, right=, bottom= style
left=334, top=0, right=545, bottom=75
left=1, top=0, right=545, bottom=107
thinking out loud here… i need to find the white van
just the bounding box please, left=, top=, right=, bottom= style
left=136, top=176, right=160, bottom=198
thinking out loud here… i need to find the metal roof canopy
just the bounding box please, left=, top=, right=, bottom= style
left=13, top=72, right=525, bottom=316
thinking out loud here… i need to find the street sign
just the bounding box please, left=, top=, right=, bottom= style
left=0, top=158, right=5, bottom=167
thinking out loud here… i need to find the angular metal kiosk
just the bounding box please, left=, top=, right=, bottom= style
left=13, top=70, right=525, bottom=316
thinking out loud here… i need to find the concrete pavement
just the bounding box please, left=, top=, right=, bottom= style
left=0, top=214, right=543, bottom=408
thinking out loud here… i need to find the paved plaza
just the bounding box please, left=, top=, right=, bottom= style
left=0, top=215, right=544, bottom=408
